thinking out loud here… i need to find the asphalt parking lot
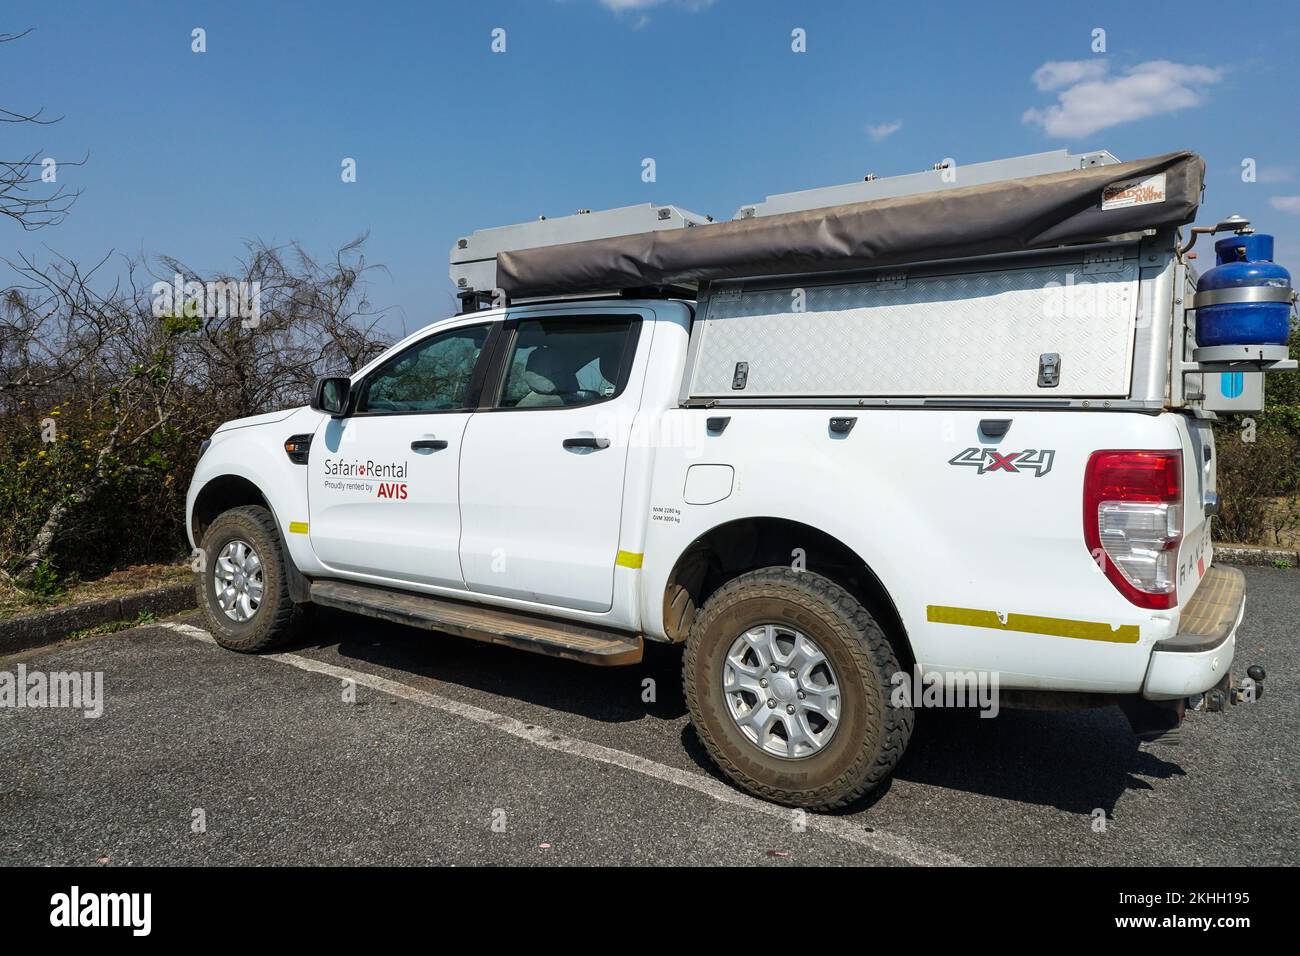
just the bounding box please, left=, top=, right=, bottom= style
left=2, top=566, right=1296, bottom=867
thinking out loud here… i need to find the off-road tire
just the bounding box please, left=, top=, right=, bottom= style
left=196, top=505, right=297, bottom=653
left=683, top=567, right=913, bottom=810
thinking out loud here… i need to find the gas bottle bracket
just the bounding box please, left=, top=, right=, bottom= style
left=1190, top=343, right=1296, bottom=370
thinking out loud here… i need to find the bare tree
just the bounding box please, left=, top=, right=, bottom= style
left=1, top=238, right=390, bottom=584
left=157, top=234, right=389, bottom=418
left=1, top=29, right=83, bottom=230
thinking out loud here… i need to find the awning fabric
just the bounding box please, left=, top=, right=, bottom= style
left=496, top=151, right=1204, bottom=297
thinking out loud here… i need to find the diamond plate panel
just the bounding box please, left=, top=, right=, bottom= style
left=689, top=262, right=1138, bottom=398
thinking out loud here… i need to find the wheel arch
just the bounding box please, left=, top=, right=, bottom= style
left=191, top=474, right=271, bottom=545
left=660, top=516, right=913, bottom=670
left=193, top=474, right=312, bottom=603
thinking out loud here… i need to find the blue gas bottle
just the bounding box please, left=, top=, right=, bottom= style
left=1195, top=233, right=1292, bottom=347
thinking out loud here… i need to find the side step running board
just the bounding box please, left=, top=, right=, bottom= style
left=309, top=579, right=644, bottom=666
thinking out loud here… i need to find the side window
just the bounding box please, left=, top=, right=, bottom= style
left=496, top=316, right=637, bottom=409
left=357, top=323, right=490, bottom=414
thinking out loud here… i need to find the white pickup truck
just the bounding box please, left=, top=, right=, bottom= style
left=187, top=149, right=1284, bottom=808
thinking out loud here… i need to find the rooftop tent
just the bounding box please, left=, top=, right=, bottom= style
left=496, top=151, right=1205, bottom=298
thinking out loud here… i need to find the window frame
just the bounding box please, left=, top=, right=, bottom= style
left=477, top=313, right=644, bottom=414
left=347, top=320, right=501, bottom=418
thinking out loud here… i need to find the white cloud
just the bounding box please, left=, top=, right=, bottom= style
left=866, top=120, right=903, bottom=142
left=1032, top=59, right=1108, bottom=92
left=1269, top=196, right=1300, bottom=214
left=1022, top=59, right=1224, bottom=138
left=597, top=0, right=712, bottom=10
left=592, top=0, right=713, bottom=26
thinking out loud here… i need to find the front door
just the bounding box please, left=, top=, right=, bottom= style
left=308, top=320, right=494, bottom=588
left=458, top=311, right=647, bottom=612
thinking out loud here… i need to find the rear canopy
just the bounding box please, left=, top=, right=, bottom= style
left=497, top=151, right=1204, bottom=298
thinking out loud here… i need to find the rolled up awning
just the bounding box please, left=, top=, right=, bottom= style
left=497, top=151, right=1204, bottom=298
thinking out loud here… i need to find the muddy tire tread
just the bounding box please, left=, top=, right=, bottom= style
left=196, top=505, right=297, bottom=653
left=682, top=567, right=913, bottom=810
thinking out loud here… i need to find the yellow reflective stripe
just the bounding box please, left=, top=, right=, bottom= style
left=927, top=605, right=1140, bottom=644
left=615, top=550, right=644, bottom=569
left=288, top=521, right=309, bottom=535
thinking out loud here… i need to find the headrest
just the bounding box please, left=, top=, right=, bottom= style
left=522, top=346, right=579, bottom=396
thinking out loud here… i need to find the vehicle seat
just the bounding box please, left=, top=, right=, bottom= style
left=516, top=346, right=580, bottom=407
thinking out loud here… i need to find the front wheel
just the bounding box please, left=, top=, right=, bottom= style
left=195, top=505, right=297, bottom=653
left=683, top=568, right=913, bottom=810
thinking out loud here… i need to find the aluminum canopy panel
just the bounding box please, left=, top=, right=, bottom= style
left=687, top=261, right=1139, bottom=398
left=497, top=151, right=1202, bottom=298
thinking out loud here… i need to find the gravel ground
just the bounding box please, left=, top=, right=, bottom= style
left=1, top=567, right=1295, bottom=866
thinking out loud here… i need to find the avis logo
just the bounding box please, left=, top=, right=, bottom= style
left=376, top=482, right=408, bottom=499
left=948, top=447, right=1055, bottom=477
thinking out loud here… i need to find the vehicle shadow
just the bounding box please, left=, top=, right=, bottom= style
left=285, top=609, right=1185, bottom=817
left=864, top=706, right=1185, bottom=817
left=678, top=705, right=1184, bottom=819
left=285, top=607, right=689, bottom=725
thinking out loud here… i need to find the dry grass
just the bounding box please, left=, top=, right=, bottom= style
left=0, top=562, right=192, bottom=619
left=1260, top=498, right=1300, bottom=549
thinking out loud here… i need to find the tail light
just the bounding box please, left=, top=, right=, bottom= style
left=1083, top=450, right=1182, bottom=609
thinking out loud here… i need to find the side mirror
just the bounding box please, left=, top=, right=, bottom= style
left=311, top=376, right=351, bottom=416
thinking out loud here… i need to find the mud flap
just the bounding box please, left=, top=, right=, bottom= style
left=1119, top=695, right=1185, bottom=745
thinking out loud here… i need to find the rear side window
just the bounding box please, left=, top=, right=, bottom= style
left=495, top=316, right=638, bottom=409
left=357, top=323, right=491, bottom=414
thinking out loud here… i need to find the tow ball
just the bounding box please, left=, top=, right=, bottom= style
left=1193, top=665, right=1266, bottom=713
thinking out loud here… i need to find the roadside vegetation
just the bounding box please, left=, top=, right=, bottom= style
left=0, top=563, right=191, bottom=620
left=1211, top=326, right=1300, bottom=549
left=67, top=609, right=157, bottom=640
left=0, top=238, right=391, bottom=598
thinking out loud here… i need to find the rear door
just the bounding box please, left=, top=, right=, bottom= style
left=457, top=310, right=647, bottom=612
left=308, top=319, right=496, bottom=588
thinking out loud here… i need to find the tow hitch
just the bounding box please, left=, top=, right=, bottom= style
left=1190, top=665, right=1266, bottom=713
left=1121, top=664, right=1266, bottom=744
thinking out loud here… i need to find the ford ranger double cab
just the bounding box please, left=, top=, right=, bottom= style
left=187, top=149, right=1288, bottom=809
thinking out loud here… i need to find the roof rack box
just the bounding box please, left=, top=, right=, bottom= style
left=450, top=203, right=711, bottom=295
left=732, top=149, right=1119, bottom=219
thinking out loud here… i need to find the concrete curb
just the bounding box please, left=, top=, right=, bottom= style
left=1214, top=544, right=1299, bottom=568
left=0, top=582, right=196, bottom=657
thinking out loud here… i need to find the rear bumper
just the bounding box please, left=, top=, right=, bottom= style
left=1142, top=565, right=1245, bottom=700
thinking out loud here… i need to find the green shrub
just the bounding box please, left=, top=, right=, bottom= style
left=30, top=558, right=62, bottom=597
left=1212, top=326, right=1300, bottom=545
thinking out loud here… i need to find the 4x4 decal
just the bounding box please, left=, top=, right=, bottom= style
left=948, top=447, right=1055, bottom=477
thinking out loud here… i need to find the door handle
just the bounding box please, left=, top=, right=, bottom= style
left=563, top=436, right=610, bottom=449
left=410, top=439, right=449, bottom=451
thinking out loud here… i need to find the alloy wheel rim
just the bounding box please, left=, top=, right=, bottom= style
left=723, top=624, right=841, bottom=759
left=213, top=538, right=264, bottom=623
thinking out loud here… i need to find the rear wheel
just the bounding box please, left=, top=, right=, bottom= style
left=196, top=505, right=297, bottom=653
left=683, top=567, right=912, bottom=809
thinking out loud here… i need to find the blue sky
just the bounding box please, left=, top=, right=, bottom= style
left=4, top=0, right=1298, bottom=338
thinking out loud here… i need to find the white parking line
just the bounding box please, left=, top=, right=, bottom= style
left=157, top=620, right=967, bottom=866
